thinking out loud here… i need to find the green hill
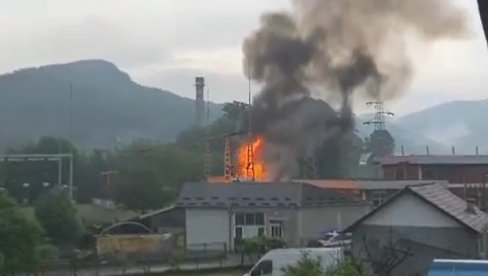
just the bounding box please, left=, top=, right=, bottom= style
left=0, top=60, right=221, bottom=149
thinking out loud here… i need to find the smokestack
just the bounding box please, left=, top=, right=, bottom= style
left=452, top=146, right=456, bottom=155
left=476, top=146, right=480, bottom=156
left=195, top=77, right=205, bottom=126
left=243, top=0, right=468, bottom=180
left=426, top=145, right=430, bottom=156
left=401, top=145, right=405, bottom=156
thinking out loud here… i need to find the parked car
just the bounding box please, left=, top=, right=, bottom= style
left=318, top=231, right=351, bottom=248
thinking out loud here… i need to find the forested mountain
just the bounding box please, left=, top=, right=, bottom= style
left=0, top=60, right=221, bottom=149
left=1, top=60, right=486, bottom=154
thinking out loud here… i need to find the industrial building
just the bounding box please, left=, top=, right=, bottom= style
left=134, top=181, right=371, bottom=251
left=376, top=155, right=488, bottom=183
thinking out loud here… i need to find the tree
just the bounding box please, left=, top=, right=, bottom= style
left=282, top=252, right=325, bottom=276
left=177, top=101, right=249, bottom=176
left=112, top=168, right=170, bottom=213
left=110, top=141, right=202, bottom=212
left=282, top=252, right=371, bottom=276
left=34, top=187, right=82, bottom=244
left=0, top=191, right=42, bottom=274
left=366, top=130, right=395, bottom=160
left=222, top=101, right=250, bottom=122
left=316, top=131, right=364, bottom=179
left=76, top=150, right=109, bottom=202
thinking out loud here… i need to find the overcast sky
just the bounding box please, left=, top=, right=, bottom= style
left=0, top=0, right=486, bottom=115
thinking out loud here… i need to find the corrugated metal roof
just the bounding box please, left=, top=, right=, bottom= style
left=408, top=184, right=488, bottom=233
left=299, top=179, right=448, bottom=190
left=378, top=155, right=488, bottom=165
left=176, top=181, right=365, bottom=208
left=360, top=180, right=448, bottom=190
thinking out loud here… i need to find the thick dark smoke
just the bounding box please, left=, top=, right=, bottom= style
left=243, top=0, right=468, bottom=181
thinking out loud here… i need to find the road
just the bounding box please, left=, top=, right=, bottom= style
left=39, top=254, right=249, bottom=276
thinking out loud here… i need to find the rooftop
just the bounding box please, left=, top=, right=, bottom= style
left=408, top=184, right=488, bottom=233
left=176, top=181, right=366, bottom=208
left=377, top=155, right=488, bottom=165
left=297, top=179, right=448, bottom=190
left=345, top=183, right=488, bottom=233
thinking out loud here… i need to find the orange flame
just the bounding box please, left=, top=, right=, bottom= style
left=237, top=136, right=267, bottom=181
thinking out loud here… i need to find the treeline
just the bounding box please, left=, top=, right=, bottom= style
left=0, top=101, right=395, bottom=211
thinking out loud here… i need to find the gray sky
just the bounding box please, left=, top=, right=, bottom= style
left=0, top=0, right=486, bottom=115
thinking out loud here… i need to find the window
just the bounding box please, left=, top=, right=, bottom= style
left=235, top=213, right=245, bottom=225
left=251, top=260, right=273, bottom=276
left=258, top=227, right=265, bottom=236
left=245, top=213, right=255, bottom=225
left=372, top=191, right=386, bottom=207
left=235, top=227, right=243, bottom=240
left=256, top=213, right=264, bottom=225
left=270, top=220, right=283, bottom=239
left=235, top=212, right=265, bottom=226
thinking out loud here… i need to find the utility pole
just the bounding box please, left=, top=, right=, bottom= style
left=68, top=82, right=74, bottom=199
left=246, top=73, right=255, bottom=181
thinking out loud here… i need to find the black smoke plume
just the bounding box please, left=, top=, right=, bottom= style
left=243, top=0, right=468, bottom=181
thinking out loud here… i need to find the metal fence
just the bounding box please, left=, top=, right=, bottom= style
left=34, top=242, right=230, bottom=276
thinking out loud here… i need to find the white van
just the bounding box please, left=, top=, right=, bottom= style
left=243, top=247, right=343, bottom=276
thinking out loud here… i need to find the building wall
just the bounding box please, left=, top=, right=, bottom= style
left=230, top=207, right=299, bottom=249
left=300, top=205, right=371, bottom=242
left=185, top=208, right=230, bottom=248
left=351, top=193, right=480, bottom=275
left=363, top=193, right=459, bottom=227
left=382, top=164, right=421, bottom=180
left=382, top=164, right=488, bottom=183
left=352, top=225, right=479, bottom=276
left=141, top=207, right=185, bottom=233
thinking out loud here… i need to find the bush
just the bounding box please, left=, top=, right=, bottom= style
left=282, top=252, right=325, bottom=276
left=34, top=187, right=82, bottom=244
left=36, top=244, right=60, bottom=262
left=282, top=252, right=372, bottom=276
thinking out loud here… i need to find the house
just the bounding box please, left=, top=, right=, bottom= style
left=175, top=181, right=371, bottom=251
left=376, top=155, right=488, bottom=183
left=345, top=183, right=488, bottom=276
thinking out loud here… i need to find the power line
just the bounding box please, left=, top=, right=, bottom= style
left=363, top=98, right=394, bottom=131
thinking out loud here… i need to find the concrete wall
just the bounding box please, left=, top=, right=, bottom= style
left=185, top=208, right=230, bottom=248
left=300, top=204, right=371, bottom=242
